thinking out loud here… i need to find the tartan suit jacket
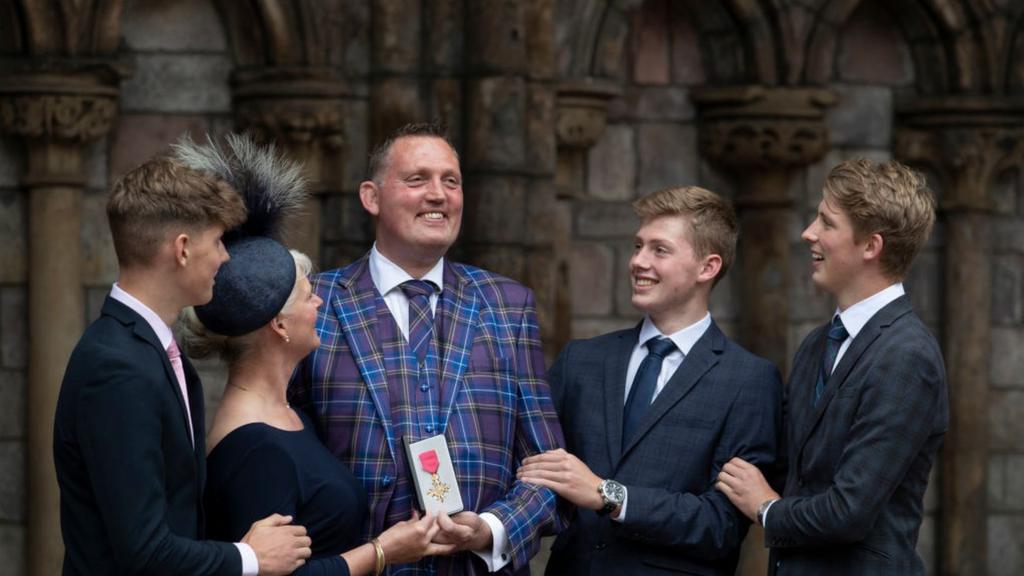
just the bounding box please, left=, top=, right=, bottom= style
left=290, top=255, right=565, bottom=574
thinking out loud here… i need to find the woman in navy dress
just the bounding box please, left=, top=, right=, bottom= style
left=185, top=249, right=454, bottom=576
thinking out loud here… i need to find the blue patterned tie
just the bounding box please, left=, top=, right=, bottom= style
left=623, top=337, right=677, bottom=448
left=400, top=280, right=438, bottom=366
left=814, top=315, right=849, bottom=406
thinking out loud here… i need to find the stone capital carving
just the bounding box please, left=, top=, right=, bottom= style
left=233, top=70, right=351, bottom=150
left=896, top=97, right=1024, bottom=213
left=235, top=98, right=346, bottom=149
left=556, top=79, right=621, bottom=149
left=0, top=74, right=118, bottom=143
left=692, top=86, right=837, bottom=170
left=0, top=72, right=119, bottom=186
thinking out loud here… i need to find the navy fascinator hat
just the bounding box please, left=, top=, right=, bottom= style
left=172, top=134, right=306, bottom=337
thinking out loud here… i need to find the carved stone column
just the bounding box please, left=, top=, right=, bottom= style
left=692, top=86, right=835, bottom=576
left=555, top=80, right=620, bottom=197
left=0, top=71, right=118, bottom=576
left=897, top=98, right=1024, bottom=576
left=232, top=70, right=349, bottom=266
left=460, top=0, right=565, bottom=358
left=552, top=79, right=619, bottom=354
left=692, top=86, right=836, bottom=371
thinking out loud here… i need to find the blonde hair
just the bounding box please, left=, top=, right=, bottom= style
left=823, top=159, right=936, bottom=279
left=180, top=250, right=314, bottom=363
left=107, top=156, right=246, bottom=267
left=632, top=186, right=738, bottom=286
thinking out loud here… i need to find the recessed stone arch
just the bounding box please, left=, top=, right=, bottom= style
left=560, top=0, right=776, bottom=85
left=805, top=0, right=980, bottom=93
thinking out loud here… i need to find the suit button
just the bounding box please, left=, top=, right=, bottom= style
left=594, top=542, right=606, bottom=551
left=797, top=477, right=804, bottom=487
left=381, top=475, right=392, bottom=487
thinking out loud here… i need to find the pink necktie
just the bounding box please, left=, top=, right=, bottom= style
left=166, top=339, right=195, bottom=447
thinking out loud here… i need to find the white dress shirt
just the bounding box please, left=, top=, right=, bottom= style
left=614, top=313, right=712, bottom=522
left=109, top=284, right=259, bottom=575
left=368, top=245, right=512, bottom=571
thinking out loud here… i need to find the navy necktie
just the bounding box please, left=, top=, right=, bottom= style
left=623, top=337, right=677, bottom=448
left=400, top=280, right=437, bottom=366
left=814, top=315, right=849, bottom=406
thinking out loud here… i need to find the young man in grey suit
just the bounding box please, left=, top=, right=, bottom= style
left=716, top=159, right=948, bottom=575
left=518, top=186, right=782, bottom=575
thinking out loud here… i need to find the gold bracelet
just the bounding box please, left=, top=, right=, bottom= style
left=371, top=537, right=385, bottom=576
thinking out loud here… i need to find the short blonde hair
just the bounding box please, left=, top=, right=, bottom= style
left=632, top=186, right=738, bottom=286
left=823, top=159, right=935, bottom=279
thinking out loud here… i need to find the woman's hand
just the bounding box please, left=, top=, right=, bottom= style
left=377, top=511, right=457, bottom=565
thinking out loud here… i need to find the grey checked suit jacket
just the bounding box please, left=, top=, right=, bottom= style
left=545, top=320, right=782, bottom=576
left=766, top=296, right=948, bottom=575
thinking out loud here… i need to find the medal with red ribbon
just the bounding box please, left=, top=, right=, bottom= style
left=419, top=450, right=451, bottom=503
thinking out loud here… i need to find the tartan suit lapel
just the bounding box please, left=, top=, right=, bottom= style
left=437, top=263, right=479, bottom=431
left=332, top=258, right=397, bottom=460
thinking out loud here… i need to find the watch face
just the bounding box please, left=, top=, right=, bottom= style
left=603, top=480, right=625, bottom=504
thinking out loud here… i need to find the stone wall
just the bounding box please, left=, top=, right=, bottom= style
left=0, top=136, right=27, bottom=575
left=1, top=0, right=1023, bottom=574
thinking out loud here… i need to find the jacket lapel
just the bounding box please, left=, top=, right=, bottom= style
left=104, top=297, right=195, bottom=449
left=620, top=321, right=723, bottom=459
left=437, top=263, right=478, bottom=431
left=603, top=326, right=639, bottom=469
left=332, top=258, right=397, bottom=459
left=794, top=296, right=914, bottom=460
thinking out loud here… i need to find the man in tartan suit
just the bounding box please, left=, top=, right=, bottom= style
left=290, top=123, right=565, bottom=575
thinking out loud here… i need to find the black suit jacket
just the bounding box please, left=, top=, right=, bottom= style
left=545, top=320, right=783, bottom=576
left=54, top=296, right=241, bottom=575
left=766, top=296, right=948, bottom=575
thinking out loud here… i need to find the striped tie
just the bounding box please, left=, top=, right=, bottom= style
left=400, top=280, right=438, bottom=366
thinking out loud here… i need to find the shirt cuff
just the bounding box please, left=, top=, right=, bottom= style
left=611, top=485, right=627, bottom=522
left=473, top=512, right=512, bottom=572
left=235, top=543, right=259, bottom=576
left=762, top=499, right=777, bottom=528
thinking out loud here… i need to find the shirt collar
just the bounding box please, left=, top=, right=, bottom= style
left=835, top=282, right=905, bottom=340
left=638, top=312, right=712, bottom=356
left=369, top=244, right=445, bottom=297
left=109, top=283, right=175, bottom=349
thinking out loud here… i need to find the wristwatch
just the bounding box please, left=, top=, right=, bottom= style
left=757, top=498, right=778, bottom=527
left=596, top=479, right=626, bottom=516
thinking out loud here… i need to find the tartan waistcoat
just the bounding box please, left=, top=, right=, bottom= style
left=377, top=293, right=443, bottom=528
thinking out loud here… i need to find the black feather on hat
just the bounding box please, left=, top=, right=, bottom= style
left=172, top=134, right=307, bottom=337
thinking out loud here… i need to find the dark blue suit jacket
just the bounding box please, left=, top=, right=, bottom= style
left=766, top=296, right=948, bottom=575
left=54, top=296, right=240, bottom=575
left=545, top=320, right=782, bottom=576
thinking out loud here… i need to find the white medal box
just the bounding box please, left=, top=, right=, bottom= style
left=403, top=434, right=464, bottom=515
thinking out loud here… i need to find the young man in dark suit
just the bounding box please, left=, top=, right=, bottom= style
left=716, top=159, right=948, bottom=575
left=518, top=186, right=783, bottom=575
left=54, top=155, right=312, bottom=575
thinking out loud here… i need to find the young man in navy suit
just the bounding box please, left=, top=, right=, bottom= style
left=716, top=159, right=948, bottom=575
left=519, top=186, right=782, bottom=575
left=54, top=155, right=312, bottom=575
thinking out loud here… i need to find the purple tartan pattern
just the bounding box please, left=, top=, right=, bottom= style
left=290, top=255, right=566, bottom=575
